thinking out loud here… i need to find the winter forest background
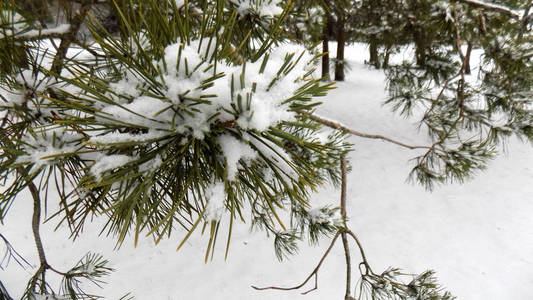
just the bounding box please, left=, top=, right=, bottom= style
left=1, top=0, right=532, bottom=299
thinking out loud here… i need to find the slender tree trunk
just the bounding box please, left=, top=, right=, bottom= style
left=322, top=13, right=334, bottom=80
left=383, top=44, right=392, bottom=69
left=322, top=38, right=330, bottom=79
left=335, top=12, right=345, bottom=81
left=414, top=30, right=427, bottom=67
left=368, top=36, right=380, bottom=69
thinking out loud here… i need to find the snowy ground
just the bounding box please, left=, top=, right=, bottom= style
left=2, top=44, right=533, bottom=300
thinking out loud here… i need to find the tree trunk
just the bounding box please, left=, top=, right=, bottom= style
left=321, top=15, right=331, bottom=80
left=369, top=36, right=380, bottom=69
left=335, top=13, right=345, bottom=81
left=383, top=44, right=392, bottom=69
left=414, top=30, right=427, bottom=67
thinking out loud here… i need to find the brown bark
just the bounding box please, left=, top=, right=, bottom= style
left=369, top=37, right=380, bottom=69
left=322, top=14, right=334, bottom=80
left=334, top=13, right=345, bottom=81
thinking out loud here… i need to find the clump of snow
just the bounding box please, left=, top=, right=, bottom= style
left=90, top=154, right=138, bottom=182
left=108, top=70, right=142, bottom=99
left=232, top=43, right=314, bottom=131
left=174, top=0, right=185, bottom=8
left=87, top=131, right=166, bottom=146
left=231, top=0, right=283, bottom=17
left=102, top=38, right=314, bottom=142
left=15, top=129, right=81, bottom=173
left=139, top=155, right=163, bottom=173
left=308, top=207, right=342, bottom=226
left=98, top=95, right=172, bottom=130
left=218, top=134, right=257, bottom=181
left=19, top=24, right=71, bottom=39
left=80, top=261, right=96, bottom=274
left=205, top=181, right=227, bottom=221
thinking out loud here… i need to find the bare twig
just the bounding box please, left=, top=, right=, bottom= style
left=299, top=111, right=431, bottom=150
left=251, top=231, right=341, bottom=293
left=0, top=233, right=31, bottom=270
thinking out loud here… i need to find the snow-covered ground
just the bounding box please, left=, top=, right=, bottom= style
left=2, top=44, right=533, bottom=300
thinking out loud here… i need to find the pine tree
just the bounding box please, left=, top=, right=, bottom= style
left=383, top=0, right=533, bottom=189
left=0, top=0, right=348, bottom=298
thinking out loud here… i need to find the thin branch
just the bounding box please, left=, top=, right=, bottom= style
left=299, top=111, right=431, bottom=150
left=340, top=156, right=353, bottom=300
left=345, top=229, right=373, bottom=275
left=29, top=180, right=47, bottom=267
left=0, top=233, right=32, bottom=270
left=251, top=231, right=341, bottom=293
left=450, top=0, right=521, bottom=18
left=49, top=1, right=93, bottom=76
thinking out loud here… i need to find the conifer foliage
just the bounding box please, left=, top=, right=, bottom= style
left=0, top=0, right=347, bottom=298
left=1, top=0, right=532, bottom=299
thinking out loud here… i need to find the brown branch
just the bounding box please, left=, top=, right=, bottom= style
left=450, top=0, right=521, bottom=18
left=340, top=156, right=353, bottom=300
left=299, top=111, right=431, bottom=150
left=49, top=1, right=93, bottom=76
left=251, top=231, right=341, bottom=293
left=345, top=229, right=373, bottom=275
left=29, top=181, right=47, bottom=267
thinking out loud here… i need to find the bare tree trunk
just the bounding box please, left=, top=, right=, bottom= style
left=321, top=15, right=332, bottom=80
left=368, top=36, right=380, bottom=69
left=383, top=44, right=392, bottom=69
left=334, top=13, right=345, bottom=81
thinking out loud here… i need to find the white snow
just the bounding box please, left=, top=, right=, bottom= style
left=19, top=24, right=71, bottom=39
left=218, top=134, right=257, bottom=181
left=90, top=154, right=138, bottom=182
left=139, top=155, right=163, bottom=173
left=231, top=0, right=283, bottom=17
left=205, top=181, right=227, bottom=221
left=15, top=129, right=81, bottom=174
left=101, top=39, right=312, bottom=142
left=0, top=88, right=25, bottom=107
left=2, top=43, right=533, bottom=300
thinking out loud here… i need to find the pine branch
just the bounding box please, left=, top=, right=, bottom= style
left=299, top=111, right=431, bottom=150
